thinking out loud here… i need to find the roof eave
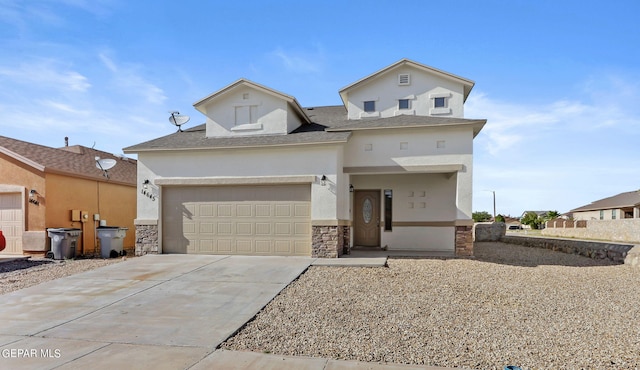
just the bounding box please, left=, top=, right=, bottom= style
left=123, top=137, right=351, bottom=154
left=0, top=147, right=45, bottom=172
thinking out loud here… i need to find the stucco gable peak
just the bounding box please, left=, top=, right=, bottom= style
left=193, top=78, right=310, bottom=124
left=338, top=58, right=476, bottom=107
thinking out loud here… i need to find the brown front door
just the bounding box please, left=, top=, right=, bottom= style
left=354, top=190, right=380, bottom=247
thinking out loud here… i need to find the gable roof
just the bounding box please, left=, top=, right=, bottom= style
left=338, top=59, right=476, bottom=107
left=193, top=78, right=311, bottom=124
left=124, top=105, right=486, bottom=152
left=571, top=190, right=640, bottom=212
left=0, top=136, right=136, bottom=185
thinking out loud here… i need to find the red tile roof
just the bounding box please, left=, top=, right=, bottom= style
left=0, top=136, right=136, bottom=185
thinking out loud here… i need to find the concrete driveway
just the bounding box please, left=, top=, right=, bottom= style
left=0, top=254, right=313, bottom=369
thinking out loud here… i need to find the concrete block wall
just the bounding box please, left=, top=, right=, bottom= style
left=542, top=219, right=640, bottom=244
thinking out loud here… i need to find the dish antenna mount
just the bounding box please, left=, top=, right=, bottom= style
left=169, top=111, right=190, bottom=132
left=95, top=156, right=117, bottom=179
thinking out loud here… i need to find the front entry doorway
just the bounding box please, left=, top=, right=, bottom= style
left=353, top=190, right=380, bottom=247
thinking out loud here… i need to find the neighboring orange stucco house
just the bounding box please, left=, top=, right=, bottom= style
left=0, top=136, right=136, bottom=257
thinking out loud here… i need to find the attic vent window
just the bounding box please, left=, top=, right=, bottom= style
left=242, top=93, right=249, bottom=99
left=398, top=74, right=410, bottom=85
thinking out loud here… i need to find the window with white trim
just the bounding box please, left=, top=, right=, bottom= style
left=364, top=100, right=376, bottom=112
left=398, top=99, right=410, bottom=110
left=434, top=97, right=446, bottom=108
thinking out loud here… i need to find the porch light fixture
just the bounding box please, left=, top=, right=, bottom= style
left=142, top=179, right=150, bottom=190
left=29, top=189, right=40, bottom=205
left=320, top=175, right=327, bottom=186
left=349, top=184, right=354, bottom=192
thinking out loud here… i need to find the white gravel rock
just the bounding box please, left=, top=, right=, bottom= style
left=0, top=257, right=123, bottom=295
left=223, top=242, right=640, bottom=369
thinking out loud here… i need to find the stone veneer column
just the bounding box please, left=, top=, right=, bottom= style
left=135, top=223, right=159, bottom=256
left=312, top=225, right=349, bottom=258
left=455, top=225, right=473, bottom=257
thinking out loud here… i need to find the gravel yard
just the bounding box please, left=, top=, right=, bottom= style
left=0, top=257, right=123, bottom=295
left=223, top=242, right=640, bottom=369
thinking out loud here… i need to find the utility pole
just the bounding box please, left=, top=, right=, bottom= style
left=485, top=190, right=496, bottom=220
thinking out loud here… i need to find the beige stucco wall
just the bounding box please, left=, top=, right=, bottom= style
left=45, top=173, right=136, bottom=255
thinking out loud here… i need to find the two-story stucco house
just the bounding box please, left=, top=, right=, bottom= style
left=124, top=59, right=486, bottom=258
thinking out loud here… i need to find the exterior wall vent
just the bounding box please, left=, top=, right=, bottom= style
left=398, top=73, right=410, bottom=85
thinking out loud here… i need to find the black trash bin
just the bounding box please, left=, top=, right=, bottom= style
left=47, top=228, right=82, bottom=260
left=97, top=226, right=128, bottom=258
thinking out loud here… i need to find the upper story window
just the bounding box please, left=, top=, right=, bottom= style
left=398, top=99, right=410, bottom=110
left=398, top=73, right=410, bottom=85
left=235, top=105, right=257, bottom=125
left=434, top=97, right=446, bottom=108
left=364, top=100, right=376, bottom=112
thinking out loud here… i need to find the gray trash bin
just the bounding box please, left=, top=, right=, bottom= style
left=97, top=226, right=128, bottom=258
left=47, top=228, right=82, bottom=260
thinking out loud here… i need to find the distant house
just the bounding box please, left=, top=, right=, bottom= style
left=124, top=59, right=487, bottom=258
left=571, top=190, right=640, bottom=220
left=520, top=211, right=549, bottom=219
left=0, top=136, right=137, bottom=256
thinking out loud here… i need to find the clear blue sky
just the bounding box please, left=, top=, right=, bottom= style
left=1, top=0, right=639, bottom=216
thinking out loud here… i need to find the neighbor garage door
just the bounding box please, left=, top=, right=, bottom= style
left=162, top=185, right=311, bottom=255
left=0, top=193, right=23, bottom=254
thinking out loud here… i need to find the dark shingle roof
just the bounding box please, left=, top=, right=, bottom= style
left=124, top=105, right=485, bottom=152
left=571, top=190, right=640, bottom=212
left=325, top=114, right=486, bottom=137
left=0, top=136, right=136, bottom=185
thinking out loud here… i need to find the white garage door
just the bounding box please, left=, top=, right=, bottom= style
left=162, top=185, right=311, bottom=255
left=0, top=193, right=23, bottom=254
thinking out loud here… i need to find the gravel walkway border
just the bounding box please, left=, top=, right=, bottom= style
left=0, top=257, right=124, bottom=295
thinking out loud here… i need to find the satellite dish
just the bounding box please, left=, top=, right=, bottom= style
left=95, top=156, right=117, bottom=178
left=169, top=111, right=190, bottom=132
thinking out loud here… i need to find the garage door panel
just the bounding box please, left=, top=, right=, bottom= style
left=255, top=204, right=271, bottom=217
left=199, top=222, right=215, bottom=234
left=217, top=223, right=233, bottom=235
left=255, top=223, right=271, bottom=235
left=217, top=204, right=233, bottom=217
left=275, top=204, right=292, bottom=217
left=294, top=204, right=310, bottom=217
left=294, top=222, right=310, bottom=236
left=236, top=240, right=252, bottom=253
left=236, top=223, right=253, bottom=235
left=255, top=240, right=271, bottom=253
left=275, top=223, right=291, bottom=235
left=275, top=240, right=292, bottom=254
left=217, top=239, right=233, bottom=253
left=162, top=185, right=311, bottom=256
left=236, top=205, right=252, bottom=217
